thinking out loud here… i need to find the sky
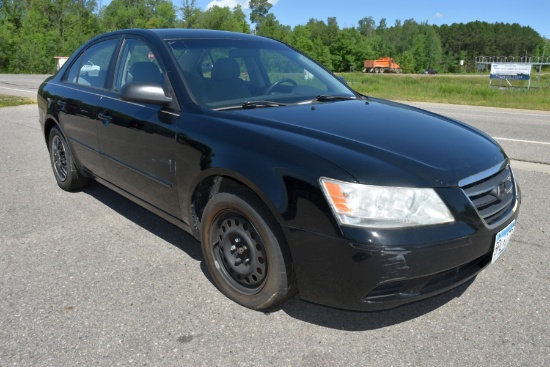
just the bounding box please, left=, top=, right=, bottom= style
left=196, top=0, right=549, bottom=39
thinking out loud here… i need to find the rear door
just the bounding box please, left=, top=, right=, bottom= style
left=57, top=37, right=120, bottom=177
left=96, top=36, right=181, bottom=218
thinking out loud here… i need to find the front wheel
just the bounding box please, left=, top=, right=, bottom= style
left=200, top=191, right=296, bottom=310
left=48, top=126, right=89, bottom=191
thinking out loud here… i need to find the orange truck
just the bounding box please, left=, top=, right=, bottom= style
left=363, top=57, right=401, bottom=73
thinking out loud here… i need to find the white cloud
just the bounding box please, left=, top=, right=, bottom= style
left=206, top=0, right=245, bottom=10
left=433, top=12, right=445, bottom=19
left=206, top=0, right=279, bottom=10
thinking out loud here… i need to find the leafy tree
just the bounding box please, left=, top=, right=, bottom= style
left=102, top=0, right=176, bottom=31
left=249, top=0, right=271, bottom=33
left=411, top=34, right=427, bottom=72
left=330, top=28, right=370, bottom=72
left=0, top=0, right=25, bottom=29
left=0, top=2, right=546, bottom=76
left=424, top=25, right=443, bottom=70
left=400, top=50, right=415, bottom=73
left=180, top=0, right=201, bottom=28
left=287, top=25, right=314, bottom=55
left=146, top=0, right=177, bottom=28
left=198, top=5, right=248, bottom=33
left=358, top=16, right=375, bottom=37
left=310, top=38, right=333, bottom=70
left=8, top=0, right=56, bottom=73
left=257, top=13, right=290, bottom=41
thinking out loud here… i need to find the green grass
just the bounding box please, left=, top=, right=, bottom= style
left=0, top=94, right=36, bottom=107
left=339, top=73, right=550, bottom=111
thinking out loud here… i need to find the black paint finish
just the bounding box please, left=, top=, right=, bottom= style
left=38, top=29, right=520, bottom=311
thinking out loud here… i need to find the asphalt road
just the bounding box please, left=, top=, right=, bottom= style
left=1, top=78, right=549, bottom=366
left=405, top=102, right=550, bottom=166
left=0, top=74, right=50, bottom=99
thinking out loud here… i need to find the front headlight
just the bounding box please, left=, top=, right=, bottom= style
left=320, top=177, right=454, bottom=228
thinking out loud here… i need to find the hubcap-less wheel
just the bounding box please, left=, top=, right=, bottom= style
left=201, top=191, right=296, bottom=310
left=211, top=210, right=267, bottom=295
left=51, top=135, right=68, bottom=182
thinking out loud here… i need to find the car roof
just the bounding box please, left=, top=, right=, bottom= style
left=94, top=28, right=266, bottom=42
left=152, top=29, right=261, bottom=41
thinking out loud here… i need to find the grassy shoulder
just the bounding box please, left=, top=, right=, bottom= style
left=0, top=94, right=36, bottom=107
left=341, top=73, right=550, bottom=111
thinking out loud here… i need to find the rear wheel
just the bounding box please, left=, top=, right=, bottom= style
left=48, top=126, right=89, bottom=191
left=200, top=190, right=295, bottom=310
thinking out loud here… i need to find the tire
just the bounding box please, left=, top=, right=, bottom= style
left=200, top=190, right=296, bottom=310
left=48, top=126, right=89, bottom=191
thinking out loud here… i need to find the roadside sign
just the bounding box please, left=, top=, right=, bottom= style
left=148, top=52, right=155, bottom=61
left=490, top=63, right=531, bottom=80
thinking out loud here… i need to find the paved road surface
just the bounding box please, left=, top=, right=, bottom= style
left=405, top=102, right=550, bottom=166
left=0, top=81, right=549, bottom=366
left=0, top=74, right=50, bottom=99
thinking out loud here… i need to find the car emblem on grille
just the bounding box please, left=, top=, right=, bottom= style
left=490, top=182, right=506, bottom=200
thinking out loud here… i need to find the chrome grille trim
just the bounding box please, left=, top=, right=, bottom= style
left=462, top=164, right=517, bottom=227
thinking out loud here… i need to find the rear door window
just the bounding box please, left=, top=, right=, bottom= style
left=65, top=39, right=118, bottom=89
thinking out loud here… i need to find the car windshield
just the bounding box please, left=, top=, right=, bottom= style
left=166, top=38, right=356, bottom=109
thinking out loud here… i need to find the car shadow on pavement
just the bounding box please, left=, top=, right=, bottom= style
left=82, top=180, right=475, bottom=329
left=82, top=181, right=204, bottom=262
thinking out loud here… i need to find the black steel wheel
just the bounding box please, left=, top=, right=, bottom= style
left=48, top=126, right=89, bottom=191
left=201, top=190, right=296, bottom=310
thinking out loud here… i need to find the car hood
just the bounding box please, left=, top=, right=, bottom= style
left=227, top=98, right=507, bottom=187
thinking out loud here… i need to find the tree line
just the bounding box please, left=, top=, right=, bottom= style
left=0, top=0, right=547, bottom=74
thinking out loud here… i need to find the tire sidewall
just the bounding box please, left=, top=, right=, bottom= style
left=201, top=192, right=291, bottom=310
left=48, top=127, right=87, bottom=191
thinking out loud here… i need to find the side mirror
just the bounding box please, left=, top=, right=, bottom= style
left=120, top=82, right=172, bottom=106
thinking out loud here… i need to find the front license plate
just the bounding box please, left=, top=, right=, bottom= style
left=492, top=220, right=516, bottom=264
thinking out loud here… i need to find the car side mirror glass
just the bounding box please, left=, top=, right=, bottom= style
left=119, top=82, right=172, bottom=106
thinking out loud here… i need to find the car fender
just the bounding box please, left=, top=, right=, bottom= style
left=175, top=117, right=356, bottom=240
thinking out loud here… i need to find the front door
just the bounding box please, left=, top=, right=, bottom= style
left=96, top=37, right=181, bottom=218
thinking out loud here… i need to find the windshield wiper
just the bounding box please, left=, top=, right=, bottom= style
left=213, top=101, right=289, bottom=111
left=316, top=95, right=357, bottom=102
left=242, top=100, right=289, bottom=109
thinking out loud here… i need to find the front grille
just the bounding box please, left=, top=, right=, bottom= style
left=462, top=165, right=516, bottom=226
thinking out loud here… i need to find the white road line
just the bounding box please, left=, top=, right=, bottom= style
left=447, top=109, right=548, bottom=117
left=0, top=86, right=35, bottom=94
left=494, top=137, right=550, bottom=146
left=407, top=103, right=550, bottom=117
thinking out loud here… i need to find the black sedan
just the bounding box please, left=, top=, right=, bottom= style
left=38, top=29, right=520, bottom=311
left=422, top=68, right=439, bottom=74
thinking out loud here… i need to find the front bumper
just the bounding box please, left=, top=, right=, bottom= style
left=288, top=205, right=520, bottom=311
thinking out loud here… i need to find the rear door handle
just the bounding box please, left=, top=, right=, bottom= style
left=98, top=112, right=112, bottom=126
